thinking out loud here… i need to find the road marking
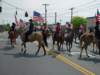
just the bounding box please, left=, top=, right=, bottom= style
left=14, top=45, right=95, bottom=75
left=45, top=47, right=95, bottom=75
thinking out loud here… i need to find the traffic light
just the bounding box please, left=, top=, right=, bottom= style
left=0, top=6, right=2, bottom=13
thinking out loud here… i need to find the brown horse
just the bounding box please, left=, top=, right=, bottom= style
left=18, top=27, right=47, bottom=56
left=80, top=32, right=95, bottom=58
left=52, top=31, right=65, bottom=51
left=8, top=30, right=19, bottom=47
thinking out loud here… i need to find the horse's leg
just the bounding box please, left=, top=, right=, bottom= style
left=41, top=42, right=46, bottom=56
left=11, top=39, right=14, bottom=48
left=53, top=39, right=55, bottom=49
left=59, top=42, right=62, bottom=49
left=61, top=42, right=64, bottom=50
left=74, top=34, right=77, bottom=43
left=85, top=45, right=89, bottom=58
left=69, top=42, right=72, bottom=53
left=23, top=43, right=27, bottom=54
left=80, top=47, right=83, bottom=58
left=80, top=43, right=85, bottom=58
left=43, top=37, right=48, bottom=47
left=98, top=41, right=100, bottom=55
left=21, top=42, right=26, bottom=54
left=35, top=43, right=41, bottom=56
left=21, top=42, right=24, bottom=52
left=57, top=41, right=60, bottom=51
left=66, top=41, right=68, bottom=51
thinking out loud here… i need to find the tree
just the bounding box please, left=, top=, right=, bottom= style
left=3, top=23, right=10, bottom=31
left=72, top=16, right=87, bottom=29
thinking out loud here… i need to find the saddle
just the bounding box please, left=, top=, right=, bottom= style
left=25, top=30, right=34, bottom=42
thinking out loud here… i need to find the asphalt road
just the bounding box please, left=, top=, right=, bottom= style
left=0, top=32, right=82, bottom=75
left=0, top=32, right=100, bottom=75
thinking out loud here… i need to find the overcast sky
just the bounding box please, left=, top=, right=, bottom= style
left=0, top=0, right=100, bottom=24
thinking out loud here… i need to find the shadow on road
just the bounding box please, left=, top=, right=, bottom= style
left=3, top=53, right=45, bottom=58
left=78, top=57, right=100, bottom=64
left=0, top=46, right=14, bottom=51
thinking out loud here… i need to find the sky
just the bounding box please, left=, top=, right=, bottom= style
left=0, top=0, right=100, bottom=25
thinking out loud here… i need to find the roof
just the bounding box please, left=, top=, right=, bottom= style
left=87, top=16, right=95, bottom=19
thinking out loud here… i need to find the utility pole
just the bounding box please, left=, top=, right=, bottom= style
left=70, top=7, right=74, bottom=23
left=55, top=12, right=57, bottom=25
left=42, top=4, right=49, bottom=24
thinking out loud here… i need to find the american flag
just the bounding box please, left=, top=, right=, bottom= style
left=96, top=9, right=100, bottom=23
left=32, top=11, right=44, bottom=23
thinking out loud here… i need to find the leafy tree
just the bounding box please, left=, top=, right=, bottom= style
left=3, top=23, right=10, bottom=31
left=72, top=16, right=87, bottom=29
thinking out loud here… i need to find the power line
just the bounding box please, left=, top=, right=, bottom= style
left=2, top=0, right=25, bottom=11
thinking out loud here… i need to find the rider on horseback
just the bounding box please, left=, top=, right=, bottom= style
left=79, top=24, right=84, bottom=40
left=95, top=21, right=100, bottom=40
left=8, top=22, right=16, bottom=38
left=10, top=22, right=16, bottom=32
left=25, top=19, right=34, bottom=42
left=54, top=22, right=61, bottom=38
left=66, top=22, right=72, bottom=33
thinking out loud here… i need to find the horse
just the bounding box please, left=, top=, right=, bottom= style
left=52, top=31, right=65, bottom=51
left=79, top=32, right=95, bottom=58
left=8, top=30, right=19, bottom=47
left=18, top=27, right=47, bottom=56
left=64, top=29, right=74, bottom=53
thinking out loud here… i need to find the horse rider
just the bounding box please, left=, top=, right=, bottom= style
left=95, top=21, right=100, bottom=40
left=42, top=23, right=48, bottom=47
left=79, top=24, right=84, bottom=39
left=54, top=22, right=61, bottom=38
left=66, top=22, right=72, bottom=33
left=25, top=19, right=34, bottom=42
left=8, top=22, right=16, bottom=38
left=10, top=22, right=16, bottom=32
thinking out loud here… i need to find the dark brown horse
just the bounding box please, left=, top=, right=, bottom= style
left=80, top=32, right=95, bottom=58
left=52, top=31, right=65, bottom=51
left=64, top=30, right=74, bottom=53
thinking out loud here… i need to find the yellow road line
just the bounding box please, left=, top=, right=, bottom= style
left=57, top=55, right=95, bottom=75
left=45, top=47, right=95, bottom=75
